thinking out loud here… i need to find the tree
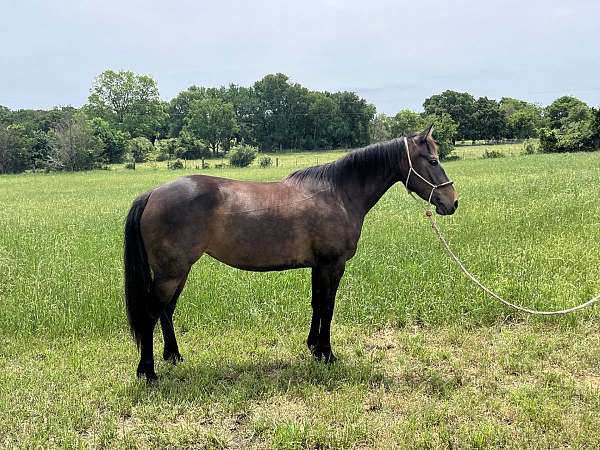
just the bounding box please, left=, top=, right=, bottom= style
left=167, top=86, right=210, bottom=137
left=48, top=114, right=103, bottom=171
left=86, top=70, right=164, bottom=139
left=390, top=110, right=422, bottom=137
left=0, top=125, right=30, bottom=173
left=307, top=92, right=341, bottom=149
left=183, top=97, right=239, bottom=155
left=423, top=90, right=476, bottom=141
left=471, top=97, right=506, bottom=141
left=421, top=113, right=458, bottom=159
left=369, top=113, right=392, bottom=143
left=89, top=117, right=128, bottom=163
left=178, top=130, right=211, bottom=163
left=332, top=91, right=375, bottom=148
left=545, top=96, right=590, bottom=130
left=253, top=73, right=293, bottom=151
left=127, top=137, right=154, bottom=163
left=499, top=97, right=542, bottom=138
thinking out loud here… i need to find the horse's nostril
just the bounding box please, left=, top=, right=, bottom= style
left=454, top=199, right=459, bottom=208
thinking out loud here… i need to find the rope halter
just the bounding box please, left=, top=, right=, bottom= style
left=403, top=136, right=454, bottom=206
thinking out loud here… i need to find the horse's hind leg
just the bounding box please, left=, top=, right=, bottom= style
left=137, top=271, right=189, bottom=381
left=160, top=272, right=189, bottom=364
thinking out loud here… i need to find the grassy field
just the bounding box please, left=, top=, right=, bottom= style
left=1, top=148, right=600, bottom=448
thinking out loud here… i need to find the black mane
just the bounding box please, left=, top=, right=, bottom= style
left=284, top=137, right=410, bottom=188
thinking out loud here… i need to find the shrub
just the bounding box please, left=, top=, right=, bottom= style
left=228, top=144, right=257, bottom=167
left=123, top=152, right=136, bottom=169
left=522, top=139, right=538, bottom=155
left=153, top=138, right=183, bottom=162
left=170, top=159, right=184, bottom=169
left=482, top=149, right=504, bottom=159
left=259, top=156, right=272, bottom=167
left=443, top=154, right=460, bottom=161
left=48, top=114, right=104, bottom=171
left=0, top=126, right=31, bottom=173
left=127, top=137, right=153, bottom=163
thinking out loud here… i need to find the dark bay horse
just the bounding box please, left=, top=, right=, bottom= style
left=124, top=126, right=458, bottom=381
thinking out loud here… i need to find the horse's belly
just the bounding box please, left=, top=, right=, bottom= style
left=205, top=215, right=315, bottom=271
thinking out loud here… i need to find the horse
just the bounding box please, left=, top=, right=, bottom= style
left=124, top=126, right=458, bottom=381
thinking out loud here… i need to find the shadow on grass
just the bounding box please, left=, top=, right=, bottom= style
left=124, top=352, right=391, bottom=408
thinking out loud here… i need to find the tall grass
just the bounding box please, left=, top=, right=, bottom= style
left=1, top=151, right=599, bottom=338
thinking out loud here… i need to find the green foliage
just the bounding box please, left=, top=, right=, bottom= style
left=538, top=127, right=559, bottom=153
left=259, top=155, right=273, bottom=167
left=545, top=96, right=590, bottom=129
left=178, top=130, right=211, bottom=161
left=500, top=97, right=542, bottom=139
left=228, top=144, right=257, bottom=167
left=86, top=70, right=165, bottom=139
left=522, top=139, right=538, bottom=155
left=48, top=114, right=104, bottom=171
left=422, top=113, right=459, bottom=159
left=482, top=149, right=505, bottom=159
left=471, top=97, right=506, bottom=140
left=369, top=113, right=392, bottom=143
left=0, top=125, right=31, bottom=173
left=89, top=117, right=128, bottom=163
left=540, top=97, right=595, bottom=153
left=169, top=158, right=184, bottom=169
left=183, top=97, right=239, bottom=155
left=153, top=138, right=183, bottom=161
left=423, top=90, right=476, bottom=141
left=390, top=109, right=422, bottom=137
left=127, top=136, right=154, bottom=163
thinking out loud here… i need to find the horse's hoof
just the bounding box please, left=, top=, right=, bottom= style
left=323, top=352, right=336, bottom=364
left=310, top=345, right=336, bottom=363
left=163, top=349, right=183, bottom=365
left=163, top=349, right=183, bottom=366
left=137, top=361, right=158, bottom=383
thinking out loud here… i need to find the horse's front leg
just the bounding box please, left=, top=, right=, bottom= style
left=308, top=261, right=345, bottom=362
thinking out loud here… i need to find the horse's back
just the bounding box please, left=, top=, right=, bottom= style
left=141, top=174, right=357, bottom=272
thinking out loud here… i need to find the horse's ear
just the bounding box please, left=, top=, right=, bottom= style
left=421, top=124, right=434, bottom=140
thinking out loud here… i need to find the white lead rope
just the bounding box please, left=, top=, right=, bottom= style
left=426, top=211, right=600, bottom=315
left=402, top=136, right=600, bottom=315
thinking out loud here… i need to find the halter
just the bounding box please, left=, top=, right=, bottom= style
left=403, top=136, right=454, bottom=205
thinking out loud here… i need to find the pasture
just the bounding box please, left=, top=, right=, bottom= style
left=1, top=148, right=600, bottom=448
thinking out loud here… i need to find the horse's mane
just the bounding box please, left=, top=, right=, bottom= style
left=284, top=136, right=414, bottom=188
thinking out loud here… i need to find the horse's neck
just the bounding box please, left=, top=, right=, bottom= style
left=339, top=162, right=401, bottom=217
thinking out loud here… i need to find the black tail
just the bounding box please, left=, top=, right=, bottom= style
left=124, top=191, right=152, bottom=348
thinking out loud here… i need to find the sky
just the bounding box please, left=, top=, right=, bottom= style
left=2, top=0, right=600, bottom=114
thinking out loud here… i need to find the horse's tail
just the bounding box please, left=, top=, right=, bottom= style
left=124, top=191, right=153, bottom=348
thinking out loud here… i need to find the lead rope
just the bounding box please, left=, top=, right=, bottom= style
left=403, top=137, right=600, bottom=315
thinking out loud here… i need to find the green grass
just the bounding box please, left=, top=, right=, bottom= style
left=1, top=149, right=600, bottom=448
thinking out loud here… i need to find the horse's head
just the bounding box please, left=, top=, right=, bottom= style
left=403, top=126, right=458, bottom=216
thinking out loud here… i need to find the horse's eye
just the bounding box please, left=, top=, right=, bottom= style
left=429, top=159, right=438, bottom=166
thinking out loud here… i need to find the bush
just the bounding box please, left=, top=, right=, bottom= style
left=0, top=126, right=31, bottom=173
left=48, top=114, right=104, bottom=171
left=522, top=139, right=538, bottom=155
left=482, top=149, right=504, bottom=159
left=443, top=154, right=460, bottom=161
left=128, top=137, right=153, bottom=162
left=170, top=159, right=184, bottom=169
left=258, top=156, right=272, bottom=167
left=153, top=138, right=183, bottom=162
left=228, top=144, right=257, bottom=167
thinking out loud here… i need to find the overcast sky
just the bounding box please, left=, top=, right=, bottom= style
left=2, top=0, right=599, bottom=114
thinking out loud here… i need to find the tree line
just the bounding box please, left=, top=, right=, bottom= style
left=1, top=70, right=599, bottom=173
